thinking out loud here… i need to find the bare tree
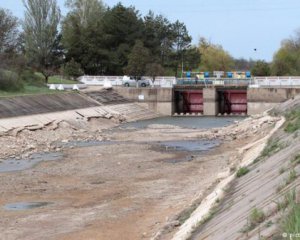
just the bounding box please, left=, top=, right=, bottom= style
left=22, top=0, right=61, bottom=83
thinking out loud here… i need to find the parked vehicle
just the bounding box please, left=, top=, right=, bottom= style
left=122, top=76, right=150, bottom=87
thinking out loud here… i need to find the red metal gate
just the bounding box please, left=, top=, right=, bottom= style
left=182, top=91, right=203, bottom=113
left=223, top=90, right=247, bottom=114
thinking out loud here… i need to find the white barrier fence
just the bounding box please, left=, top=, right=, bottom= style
left=78, top=75, right=176, bottom=88
left=251, top=77, right=300, bottom=88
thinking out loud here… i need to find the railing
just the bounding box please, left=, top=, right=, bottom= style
left=176, top=78, right=253, bottom=86
left=250, top=77, right=300, bottom=88
left=78, top=75, right=176, bottom=88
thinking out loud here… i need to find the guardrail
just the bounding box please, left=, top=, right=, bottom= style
left=78, top=75, right=176, bottom=88
left=250, top=77, right=300, bottom=87
left=176, top=78, right=253, bottom=86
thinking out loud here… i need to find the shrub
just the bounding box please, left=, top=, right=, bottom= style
left=260, top=139, right=284, bottom=158
left=249, top=208, right=265, bottom=225
left=62, top=58, right=83, bottom=80
left=20, top=70, right=44, bottom=87
left=281, top=190, right=300, bottom=236
left=236, top=167, right=250, bottom=177
left=284, top=110, right=300, bottom=133
left=285, top=169, right=297, bottom=185
left=0, top=69, right=23, bottom=91
left=291, top=154, right=300, bottom=166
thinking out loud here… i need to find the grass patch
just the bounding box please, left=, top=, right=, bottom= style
left=260, top=139, right=284, bottom=159
left=279, top=167, right=286, bottom=175
left=265, top=220, right=273, bottom=228
left=236, top=167, right=250, bottom=178
left=274, top=191, right=296, bottom=212
left=291, top=154, right=300, bottom=166
left=35, top=73, right=78, bottom=84
left=276, top=169, right=297, bottom=193
left=281, top=190, right=300, bottom=237
left=286, top=169, right=297, bottom=185
left=240, top=208, right=266, bottom=233
left=250, top=208, right=265, bottom=225
left=284, top=110, right=300, bottom=133
left=0, top=83, right=61, bottom=97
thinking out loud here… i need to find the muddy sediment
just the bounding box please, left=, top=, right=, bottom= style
left=0, top=109, right=280, bottom=240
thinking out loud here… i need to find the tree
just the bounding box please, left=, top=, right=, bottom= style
left=146, top=63, right=164, bottom=84
left=251, top=60, right=271, bottom=76
left=62, top=0, right=107, bottom=74
left=271, top=32, right=300, bottom=76
left=234, top=58, right=256, bottom=71
left=62, top=58, right=84, bottom=79
left=0, top=8, right=19, bottom=53
left=171, top=20, right=192, bottom=77
left=143, top=11, right=173, bottom=66
left=199, top=38, right=234, bottom=72
left=102, top=3, right=144, bottom=74
left=124, top=40, right=150, bottom=79
left=183, top=47, right=201, bottom=71
left=22, top=0, right=62, bottom=83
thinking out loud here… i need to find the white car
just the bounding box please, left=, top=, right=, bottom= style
left=122, top=76, right=151, bottom=87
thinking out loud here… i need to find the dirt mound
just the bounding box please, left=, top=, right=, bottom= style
left=0, top=93, right=99, bottom=118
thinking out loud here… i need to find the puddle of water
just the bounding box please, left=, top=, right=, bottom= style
left=0, top=152, right=63, bottom=173
left=120, top=116, right=244, bottom=129
left=158, top=140, right=220, bottom=152
left=4, top=202, right=52, bottom=211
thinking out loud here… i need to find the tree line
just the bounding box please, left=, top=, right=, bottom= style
left=0, top=0, right=202, bottom=84
left=0, top=0, right=300, bottom=91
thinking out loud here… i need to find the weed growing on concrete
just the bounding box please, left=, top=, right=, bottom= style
left=260, top=139, right=284, bottom=159
left=265, top=220, right=273, bottom=228
left=285, top=169, right=297, bottom=185
left=276, top=169, right=297, bottom=193
left=279, top=167, right=286, bottom=175
left=284, top=110, right=300, bottom=133
left=275, top=190, right=296, bottom=212
left=236, top=167, right=250, bottom=177
left=291, top=154, right=300, bottom=166
left=281, top=190, right=300, bottom=236
left=240, top=208, right=266, bottom=234
left=250, top=208, right=266, bottom=225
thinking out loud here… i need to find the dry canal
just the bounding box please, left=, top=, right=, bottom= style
left=0, top=115, right=276, bottom=240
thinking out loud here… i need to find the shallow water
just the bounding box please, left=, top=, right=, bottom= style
left=4, top=202, right=52, bottom=211
left=0, top=152, right=63, bottom=173
left=159, top=140, right=220, bottom=152
left=120, top=116, right=243, bottom=129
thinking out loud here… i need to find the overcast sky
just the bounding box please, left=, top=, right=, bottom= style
left=1, top=0, right=300, bottom=61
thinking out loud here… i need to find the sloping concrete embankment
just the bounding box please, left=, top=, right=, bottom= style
left=0, top=93, right=99, bottom=119
left=0, top=92, right=159, bottom=134
left=169, top=116, right=285, bottom=240
left=175, top=95, right=300, bottom=240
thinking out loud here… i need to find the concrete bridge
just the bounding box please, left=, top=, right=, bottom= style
left=115, top=81, right=300, bottom=116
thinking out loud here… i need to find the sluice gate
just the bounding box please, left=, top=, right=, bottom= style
left=174, top=90, right=203, bottom=114
left=217, top=89, right=247, bottom=115
left=173, top=87, right=247, bottom=116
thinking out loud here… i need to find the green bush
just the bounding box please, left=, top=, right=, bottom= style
left=62, top=58, right=83, bottom=79
left=250, top=208, right=265, bottom=225
left=20, top=70, right=44, bottom=87
left=284, top=110, right=300, bottom=133
left=0, top=69, right=23, bottom=91
left=281, top=190, right=300, bottom=237
left=236, top=167, right=250, bottom=177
